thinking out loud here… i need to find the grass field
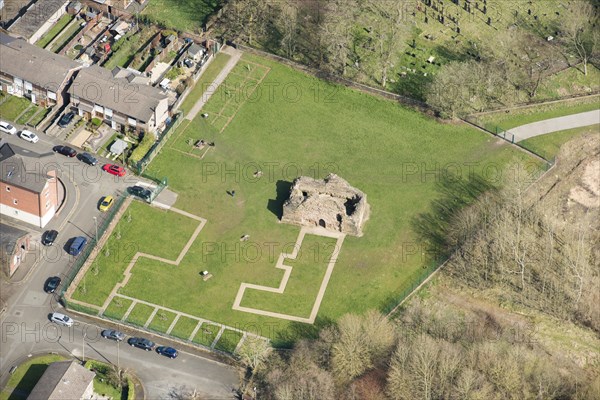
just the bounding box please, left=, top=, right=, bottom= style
left=16, top=106, right=37, bottom=125
left=0, top=355, right=66, bottom=400
left=50, top=21, right=82, bottom=53
left=148, top=310, right=178, bottom=333
left=126, top=303, right=155, bottom=327
left=103, top=28, right=158, bottom=70
left=214, top=329, right=243, bottom=353
left=179, top=52, right=232, bottom=115
left=193, top=323, right=220, bottom=347
left=476, top=96, right=600, bottom=132
left=170, top=316, right=200, bottom=340
left=72, top=53, right=540, bottom=346
left=104, top=296, right=134, bottom=320
left=141, top=0, right=221, bottom=33
left=0, top=95, right=32, bottom=121
left=35, top=14, right=73, bottom=48
left=520, top=125, right=600, bottom=160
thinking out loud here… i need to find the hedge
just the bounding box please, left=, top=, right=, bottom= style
left=129, top=133, right=155, bottom=164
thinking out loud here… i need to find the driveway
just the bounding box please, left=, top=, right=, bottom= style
left=509, top=109, right=600, bottom=142
left=0, top=126, right=239, bottom=398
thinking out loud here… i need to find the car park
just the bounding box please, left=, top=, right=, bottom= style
left=103, top=164, right=126, bottom=177
left=78, top=152, right=98, bottom=166
left=0, top=120, right=17, bottom=135
left=53, top=145, right=77, bottom=157
left=101, top=329, right=126, bottom=341
left=44, top=276, right=61, bottom=293
left=156, top=346, right=178, bottom=359
left=99, top=195, right=114, bottom=212
left=69, top=236, right=87, bottom=256
left=128, top=337, right=155, bottom=351
left=41, top=230, right=58, bottom=246
left=58, top=112, right=75, bottom=128
left=50, top=312, right=73, bottom=327
left=129, top=186, right=152, bottom=201
left=19, top=130, right=39, bottom=143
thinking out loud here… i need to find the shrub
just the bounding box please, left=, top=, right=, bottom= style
left=129, top=133, right=155, bottom=164
left=166, top=67, right=183, bottom=80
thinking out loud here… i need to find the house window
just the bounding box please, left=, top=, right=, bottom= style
left=105, top=108, right=113, bottom=118
left=127, top=117, right=137, bottom=127
left=13, top=199, right=18, bottom=205
left=45, top=191, right=49, bottom=197
left=5, top=187, right=10, bottom=192
left=47, top=91, right=57, bottom=100
left=45, top=201, right=50, bottom=209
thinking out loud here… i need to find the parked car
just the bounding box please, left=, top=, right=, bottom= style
left=44, top=276, right=62, bottom=293
left=102, top=164, right=126, bottom=177
left=68, top=236, right=87, bottom=256
left=58, top=112, right=75, bottom=128
left=128, top=337, right=155, bottom=351
left=19, top=130, right=39, bottom=143
left=50, top=312, right=73, bottom=327
left=184, top=59, right=194, bottom=68
left=156, top=346, right=178, bottom=359
left=78, top=152, right=98, bottom=166
left=128, top=186, right=152, bottom=201
left=41, top=230, right=59, bottom=246
left=0, top=120, right=17, bottom=135
left=99, top=195, right=114, bottom=212
left=101, top=329, right=126, bottom=341
left=53, top=145, right=77, bottom=157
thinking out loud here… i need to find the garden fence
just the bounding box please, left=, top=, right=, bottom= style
left=133, top=111, right=183, bottom=175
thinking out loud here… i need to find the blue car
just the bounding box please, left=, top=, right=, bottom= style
left=156, top=346, right=178, bottom=359
left=69, top=236, right=87, bottom=256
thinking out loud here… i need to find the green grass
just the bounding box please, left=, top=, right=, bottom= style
left=28, top=108, right=50, bottom=127
left=104, top=28, right=158, bottom=70
left=72, top=201, right=199, bottom=306
left=50, top=21, right=82, bottom=53
left=141, top=0, right=221, bottom=33
left=535, top=65, right=600, bottom=101
left=476, top=96, right=600, bottom=132
left=84, top=360, right=124, bottom=400
left=36, top=14, right=73, bottom=48
left=0, top=355, right=66, bottom=400
left=73, top=53, right=540, bottom=346
left=214, top=329, right=243, bottom=353
left=0, top=95, right=32, bottom=121
left=147, top=309, right=178, bottom=333
left=125, top=303, right=155, bottom=327
left=192, top=323, right=220, bottom=347
left=170, top=316, right=200, bottom=340
left=15, top=106, right=37, bottom=125
left=520, top=125, right=600, bottom=160
left=179, top=52, right=232, bottom=115
left=103, top=296, right=134, bottom=320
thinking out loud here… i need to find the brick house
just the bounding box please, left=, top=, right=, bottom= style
left=0, top=141, right=60, bottom=228
left=0, top=223, right=30, bottom=277
left=69, top=65, right=169, bottom=134
left=0, top=32, right=82, bottom=108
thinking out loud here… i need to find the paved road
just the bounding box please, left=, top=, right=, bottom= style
left=509, top=109, right=600, bottom=142
left=0, top=127, right=239, bottom=398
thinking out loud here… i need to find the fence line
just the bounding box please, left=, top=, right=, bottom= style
left=133, top=111, right=183, bottom=175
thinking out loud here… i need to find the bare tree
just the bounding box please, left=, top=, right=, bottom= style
left=278, top=1, right=299, bottom=59
left=560, top=0, right=599, bottom=75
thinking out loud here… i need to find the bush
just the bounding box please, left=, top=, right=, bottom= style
left=129, top=133, right=155, bottom=164
left=166, top=67, right=183, bottom=80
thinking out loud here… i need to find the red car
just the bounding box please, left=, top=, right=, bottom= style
left=102, top=164, right=126, bottom=177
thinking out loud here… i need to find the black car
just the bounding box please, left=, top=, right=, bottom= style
left=53, top=145, right=77, bottom=157
left=44, top=276, right=61, bottom=293
left=156, top=346, right=178, bottom=359
left=128, top=186, right=152, bottom=201
left=58, top=112, right=75, bottom=128
left=128, top=337, right=155, bottom=351
left=102, top=329, right=126, bottom=341
left=41, top=230, right=58, bottom=246
left=78, top=152, right=98, bottom=166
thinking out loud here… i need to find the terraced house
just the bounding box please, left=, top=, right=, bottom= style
left=0, top=32, right=82, bottom=108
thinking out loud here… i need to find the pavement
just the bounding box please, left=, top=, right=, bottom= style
left=509, top=109, right=600, bottom=142
left=0, top=125, right=239, bottom=398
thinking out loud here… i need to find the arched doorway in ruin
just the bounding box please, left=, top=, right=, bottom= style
left=318, top=219, right=326, bottom=228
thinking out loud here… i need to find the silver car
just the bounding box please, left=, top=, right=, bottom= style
left=50, top=312, right=74, bottom=327
left=0, top=120, right=17, bottom=135
left=101, top=329, right=126, bottom=341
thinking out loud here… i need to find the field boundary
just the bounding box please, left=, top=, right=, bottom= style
left=232, top=226, right=345, bottom=323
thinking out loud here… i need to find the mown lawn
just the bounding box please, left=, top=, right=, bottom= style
left=215, top=329, right=243, bottom=353
left=0, top=355, right=66, bottom=400
left=103, top=296, right=134, bottom=320
left=50, top=21, right=82, bottom=53
left=520, top=125, right=600, bottom=160
left=476, top=96, right=600, bottom=132
left=0, top=95, right=31, bottom=121
left=73, top=53, right=540, bottom=346
left=192, top=323, right=220, bottom=347
left=36, top=14, right=73, bottom=48
left=170, top=316, right=200, bottom=340
left=141, top=0, right=221, bottom=33
left=125, top=303, right=155, bottom=327
left=103, top=28, right=158, bottom=70
left=147, top=309, right=178, bottom=333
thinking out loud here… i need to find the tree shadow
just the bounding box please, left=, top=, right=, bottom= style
left=272, top=315, right=336, bottom=349
left=267, top=180, right=292, bottom=220
left=411, top=174, right=497, bottom=261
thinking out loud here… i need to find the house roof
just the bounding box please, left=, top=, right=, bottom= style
left=70, top=65, right=167, bottom=122
left=0, top=140, right=55, bottom=193
left=109, top=139, right=128, bottom=155
left=0, top=223, right=29, bottom=262
left=0, top=32, right=82, bottom=91
left=7, top=0, right=66, bottom=40
left=188, top=43, right=203, bottom=56
left=68, top=1, right=83, bottom=11
left=27, top=361, right=95, bottom=400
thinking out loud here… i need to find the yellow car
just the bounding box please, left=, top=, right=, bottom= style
left=99, top=196, right=114, bottom=212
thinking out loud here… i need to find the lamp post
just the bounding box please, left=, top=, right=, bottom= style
left=82, top=332, right=86, bottom=363
left=93, top=216, right=98, bottom=243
